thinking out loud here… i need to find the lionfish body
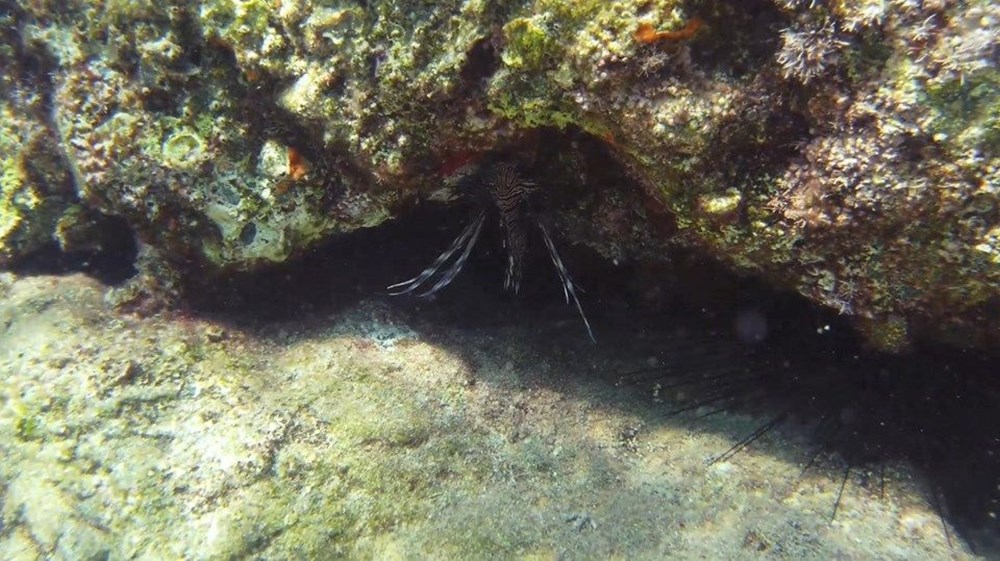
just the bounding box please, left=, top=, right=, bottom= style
left=388, top=162, right=595, bottom=342
left=488, top=163, right=532, bottom=294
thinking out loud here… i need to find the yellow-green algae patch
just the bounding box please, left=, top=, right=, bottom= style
left=0, top=104, right=74, bottom=265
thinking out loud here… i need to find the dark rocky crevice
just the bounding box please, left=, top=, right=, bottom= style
left=1, top=8, right=139, bottom=285
left=688, top=0, right=788, bottom=78
left=3, top=8, right=60, bottom=120
left=459, top=35, right=501, bottom=89
left=8, top=213, right=138, bottom=285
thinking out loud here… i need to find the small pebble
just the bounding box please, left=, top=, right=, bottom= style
left=205, top=325, right=226, bottom=342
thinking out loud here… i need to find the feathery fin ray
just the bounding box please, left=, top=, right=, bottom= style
left=389, top=163, right=595, bottom=342
left=387, top=210, right=486, bottom=296
left=538, top=222, right=596, bottom=342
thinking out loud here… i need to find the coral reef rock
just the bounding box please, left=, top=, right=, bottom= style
left=1, top=0, right=998, bottom=351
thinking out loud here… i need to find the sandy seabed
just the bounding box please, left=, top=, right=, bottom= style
left=0, top=273, right=981, bottom=560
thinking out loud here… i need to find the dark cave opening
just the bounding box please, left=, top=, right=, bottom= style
left=8, top=213, right=138, bottom=286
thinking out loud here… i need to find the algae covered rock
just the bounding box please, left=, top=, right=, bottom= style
left=477, top=0, right=1000, bottom=350
left=4, top=0, right=1000, bottom=350
left=10, top=1, right=392, bottom=273
left=0, top=13, right=76, bottom=266
left=0, top=107, right=75, bottom=265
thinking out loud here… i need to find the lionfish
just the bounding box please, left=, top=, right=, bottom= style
left=388, top=162, right=595, bottom=341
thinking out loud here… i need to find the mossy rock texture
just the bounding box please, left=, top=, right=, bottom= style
left=2, top=0, right=999, bottom=350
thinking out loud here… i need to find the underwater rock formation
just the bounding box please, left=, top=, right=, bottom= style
left=0, top=0, right=998, bottom=351
left=0, top=16, right=75, bottom=266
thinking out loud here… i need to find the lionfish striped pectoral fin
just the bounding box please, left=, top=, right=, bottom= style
left=387, top=210, right=486, bottom=297
left=504, top=253, right=518, bottom=294
left=537, top=222, right=596, bottom=343
left=502, top=226, right=526, bottom=295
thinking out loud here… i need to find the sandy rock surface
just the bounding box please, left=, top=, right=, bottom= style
left=0, top=274, right=976, bottom=559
